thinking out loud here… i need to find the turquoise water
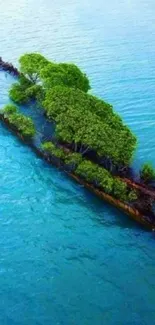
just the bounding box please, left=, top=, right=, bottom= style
left=0, top=0, right=155, bottom=324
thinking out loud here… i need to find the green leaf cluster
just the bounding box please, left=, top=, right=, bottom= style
left=41, top=141, right=137, bottom=202
left=140, top=163, right=155, bottom=183
left=43, top=86, right=136, bottom=165
left=18, top=53, right=90, bottom=92
left=9, top=81, right=44, bottom=105
left=42, top=142, right=83, bottom=167
left=64, top=152, right=83, bottom=166
left=40, top=62, right=90, bottom=92
left=9, top=83, right=30, bottom=104
left=3, top=104, right=35, bottom=138
left=41, top=142, right=66, bottom=159
left=75, top=160, right=137, bottom=201
left=19, top=53, right=49, bottom=83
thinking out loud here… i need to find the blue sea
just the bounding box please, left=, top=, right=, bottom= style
left=0, top=1, right=155, bottom=324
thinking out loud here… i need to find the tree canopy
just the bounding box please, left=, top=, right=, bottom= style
left=40, top=62, right=90, bottom=92
left=43, top=86, right=137, bottom=165
left=3, top=104, right=35, bottom=138
left=140, top=163, right=155, bottom=183
left=42, top=140, right=138, bottom=202
left=19, top=53, right=49, bottom=82
left=9, top=52, right=137, bottom=168
left=19, top=53, right=90, bottom=92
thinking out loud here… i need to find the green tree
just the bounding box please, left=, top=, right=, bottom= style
left=40, top=62, right=90, bottom=92
left=3, top=104, right=17, bottom=115
left=113, top=179, right=128, bottom=201
left=42, top=142, right=66, bottom=159
left=128, top=190, right=138, bottom=202
left=3, top=105, right=35, bottom=138
left=43, top=85, right=136, bottom=166
left=140, top=163, right=155, bottom=183
left=9, top=83, right=30, bottom=104
left=64, top=152, right=83, bottom=167
left=75, top=160, right=114, bottom=194
left=19, top=53, right=49, bottom=83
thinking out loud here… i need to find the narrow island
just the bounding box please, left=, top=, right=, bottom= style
left=0, top=53, right=155, bottom=230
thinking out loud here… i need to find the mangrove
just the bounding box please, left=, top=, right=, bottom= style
left=1, top=53, right=155, bottom=230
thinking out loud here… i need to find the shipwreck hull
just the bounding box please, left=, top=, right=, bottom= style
left=0, top=113, right=155, bottom=231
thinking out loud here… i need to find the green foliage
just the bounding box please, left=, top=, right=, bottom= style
left=25, top=84, right=44, bottom=101
left=64, top=152, right=83, bottom=166
left=41, top=142, right=66, bottom=159
left=3, top=104, right=17, bottom=115
left=140, top=163, right=155, bottom=182
left=19, top=53, right=49, bottom=82
left=128, top=190, right=138, bottom=202
left=76, top=160, right=114, bottom=194
left=3, top=105, right=35, bottom=138
left=17, top=52, right=136, bottom=166
left=9, top=83, right=30, bottom=104
left=40, top=62, right=90, bottom=92
left=19, top=74, right=33, bottom=88
left=43, top=86, right=136, bottom=165
left=113, top=179, right=128, bottom=201
left=41, top=141, right=138, bottom=202
left=9, top=81, right=44, bottom=105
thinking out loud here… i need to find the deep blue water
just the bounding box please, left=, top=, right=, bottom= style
left=0, top=1, right=155, bottom=324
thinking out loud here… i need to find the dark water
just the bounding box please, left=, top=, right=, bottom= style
left=0, top=1, right=155, bottom=324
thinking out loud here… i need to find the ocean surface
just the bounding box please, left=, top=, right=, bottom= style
left=0, top=0, right=155, bottom=324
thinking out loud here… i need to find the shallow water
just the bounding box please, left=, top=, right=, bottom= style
left=0, top=1, right=155, bottom=324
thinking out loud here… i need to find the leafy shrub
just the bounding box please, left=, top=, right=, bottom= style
left=75, top=160, right=114, bottom=194
left=19, top=75, right=33, bottom=88
left=9, top=83, right=30, bottom=104
left=76, top=160, right=99, bottom=182
left=25, top=84, right=44, bottom=101
left=3, top=104, right=17, bottom=115
left=8, top=113, right=35, bottom=137
left=43, top=86, right=136, bottom=165
left=64, top=152, right=83, bottom=166
left=19, top=53, right=49, bottom=82
left=140, top=163, right=155, bottom=182
left=128, top=190, right=138, bottom=202
left=3, top=105, right=35, bottom=138
left=42, top=142, right=66, bottom=159
left=113, top=179, right=128, bottom=201
left=40, top=62, right=90, bottom=92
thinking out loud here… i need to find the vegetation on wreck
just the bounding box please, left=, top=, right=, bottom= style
left=19, top=53, right=90, bottom=92
left=9, top=53, right=137, bottom=168
left=3, top=104, right=35, bottom=138
left=43, top=86, right=137, bottom=167
left=7, top=53, right=155, bottom=182
left=42, top=141, right=138, bottom=203
left=140, top=163, right=155, bottom=183
left=1, top=52, right=155, bottom=228
left=9, top=75, right=44, bottom=104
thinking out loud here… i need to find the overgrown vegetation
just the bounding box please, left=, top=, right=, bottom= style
left=41, top=141, right=66, bottom=159
left=43, top=86, right=136, bottom=165
left=19, top=53, right=49, bottom=83
left=42, top=141, right=138, bottom=202
left=7, top=53, right=141, bottom=205
left=3, top=104, right=35, bottom=138
left=9, top=75, right=43, bottom=104
left=140, top=163, right=155, bottom=183
left=40, top=62, right=90, bottom=92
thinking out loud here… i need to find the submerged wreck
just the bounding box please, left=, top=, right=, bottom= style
left=1, top=53, right=155, bottom=230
